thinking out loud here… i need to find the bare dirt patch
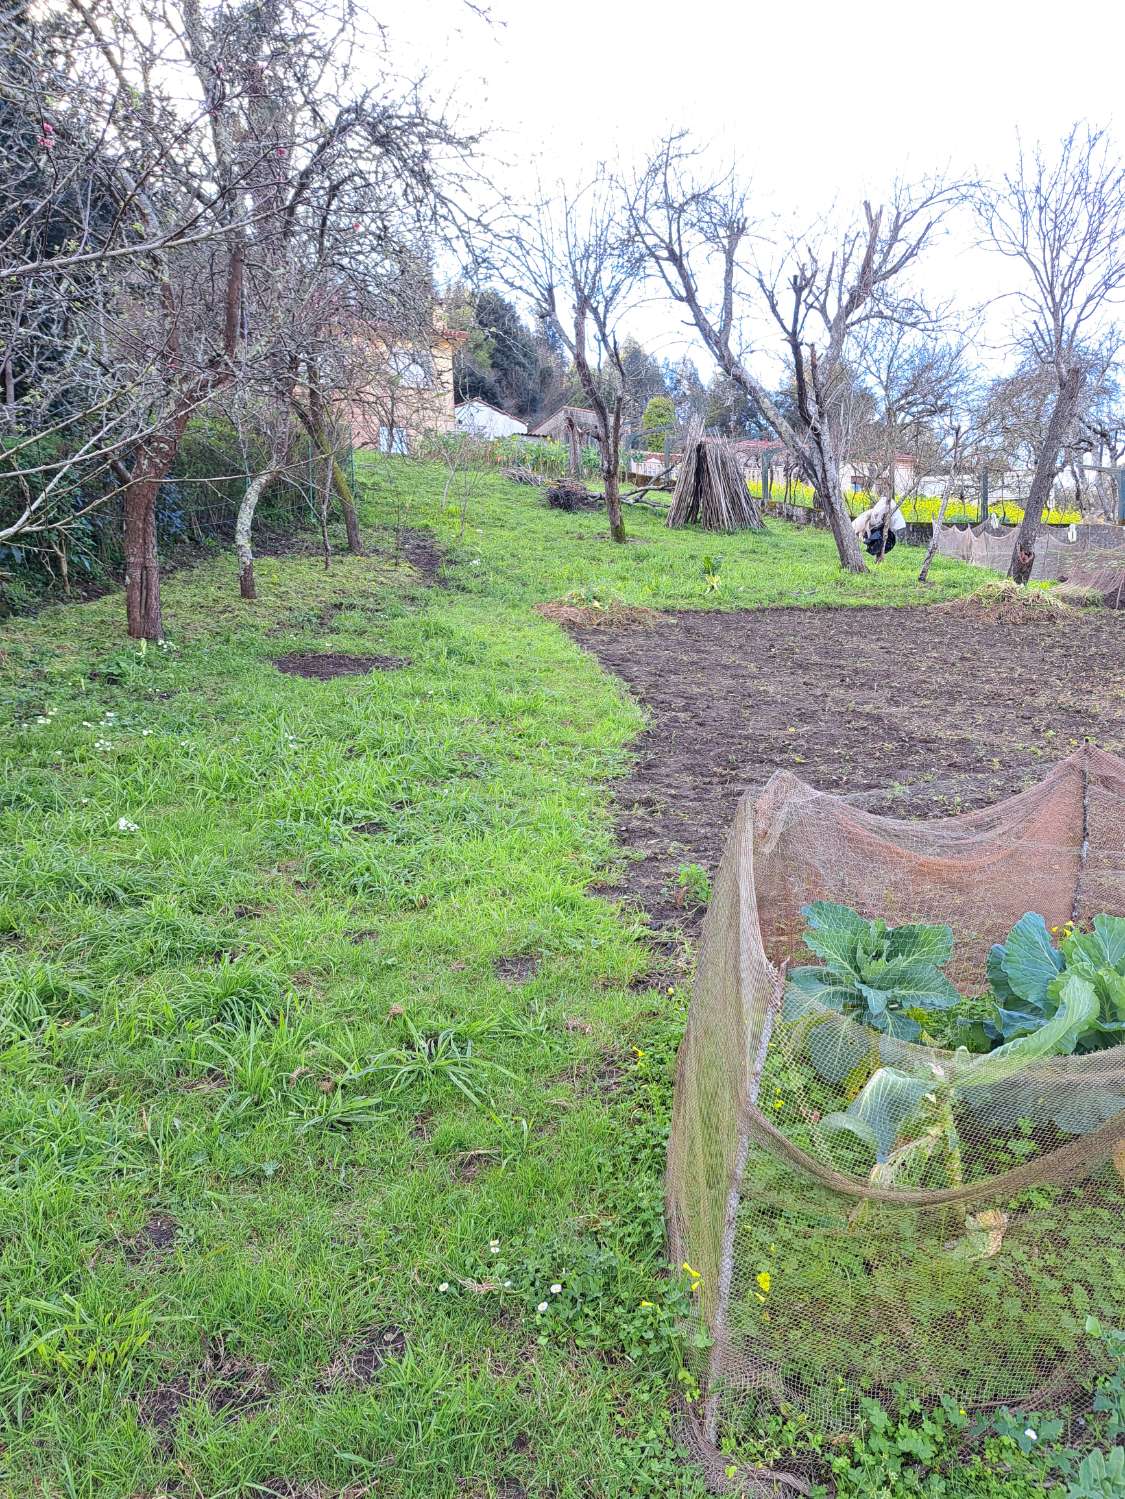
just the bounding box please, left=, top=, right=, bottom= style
left=493, top=955, right=540, bottom=984
left=389, top=527, right=444, bottom=585
left=315, top=1325, right=406, bottom=1392
left=274, top=651, right=410, bottom=679
left=573, top=605, right=1125, bottom=939
left=123, top=1213, right=177, bottom=1261
left=136, top=1347, right=274, bottom=1446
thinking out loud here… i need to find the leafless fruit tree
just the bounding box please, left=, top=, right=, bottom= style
left=2, top=0, right=471, bottom=635
left=971, top=124, right=1125, bottom=581
left=628, top=135, right=955, bottom=572
left=497, top=176, right=643, bottom=545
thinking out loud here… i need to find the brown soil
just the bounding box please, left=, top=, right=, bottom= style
left=315, top=1325, right=406, bottom=1392
left=123, top=1213, right=177, bottom=1261
left=574, top=606, right=1125, bottom=938
left=493, top=955, right=540, bottom=984
left=392, top=527, right=444, bottom=584
left=136, top=1349, right=274, bottom=1443
left=274, top=652, right=410, bottom=679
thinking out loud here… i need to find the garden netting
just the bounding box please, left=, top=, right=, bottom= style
left=667, top=747, right=1125, bottom=1494
left=935, top=520, right=1125, bottom=580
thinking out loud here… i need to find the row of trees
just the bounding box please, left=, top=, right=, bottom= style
left=484, top=126, right=1125, bottom=578
left=3, top=0, right=1123, bottom=634
left=0, top=0, right=469, bottom=634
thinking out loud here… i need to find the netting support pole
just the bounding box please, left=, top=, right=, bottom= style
left=703, top=963, right=786, bottom=1446
left=1071, top=746, right=1091, bottom=925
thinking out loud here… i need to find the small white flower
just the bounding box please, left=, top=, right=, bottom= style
left=470, top=559, right=481, bottom=567
left=550, top=1283, right=562, bottom=1295
left=80, top=798, right=89, bottom=805
left=82, top=721, right=93, bottom=728
left=94, top=739, right=113, bottom=750
left=1024, top=1429, right=1037, bottom=1442
left=489, top=1239, right=500, bottom=1254
left=438, top=1282, right=449, bottom=1293
left=537, top=1301, right=549, bottom=1314
left=503, top=1279, right=513, bottom=1289
left=116, top=817, right=139, bottom=833
left=142, top=729, right=153, bottom=737
left=180, top=740, right=190, bottom=747
left=35, top=716, right=49, bottom=724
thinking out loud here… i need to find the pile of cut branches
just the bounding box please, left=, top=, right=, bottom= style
left=545, top=480, right=600, bottom=512
left=503, top=466, right=545, bottom=487
left=667, top=437, right=762, bottom=531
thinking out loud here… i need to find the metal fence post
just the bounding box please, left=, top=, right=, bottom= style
left=980, top=468, right=989, bottom=527
left=1117, top=467, right=1125, bottom=525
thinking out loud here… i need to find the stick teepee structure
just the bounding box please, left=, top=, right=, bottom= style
left=667, top=435, right=763, bottom=532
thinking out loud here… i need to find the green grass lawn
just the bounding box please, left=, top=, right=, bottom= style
left=0, top=463, right=981, bottom=1499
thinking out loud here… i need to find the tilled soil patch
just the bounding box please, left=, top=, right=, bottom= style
left=574, top=605, right=1125, bottom=938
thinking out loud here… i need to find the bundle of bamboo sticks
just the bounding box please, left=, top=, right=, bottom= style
left=666, top=436, right=763, bottom=531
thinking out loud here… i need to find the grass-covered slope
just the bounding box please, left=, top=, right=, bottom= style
left=0, top=463, right=979, bottom=1498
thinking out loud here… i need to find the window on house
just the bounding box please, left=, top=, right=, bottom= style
left=378, top=426, right=410, bottom=455
left=388, top=348, right=433, bottom=389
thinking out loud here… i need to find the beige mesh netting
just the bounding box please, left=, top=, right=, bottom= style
left=667, top=747, right=1125, bottom=1493
left=936, top=520, right=1125, bottom=580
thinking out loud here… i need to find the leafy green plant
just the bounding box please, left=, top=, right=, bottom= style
left=784, top=901, right=959, bottom=1050
left=988, top=912, right=1125, bottom=1052
left=358, top=1015, right=516, bottom=1108
left=1086, top=1316, right=1125, bottom=1441
left=701, top=554, right=722, bottom=592
left=15, top=1295, right=159, bottom=1378
left=674, top=863, right=711, bottom=910
left=823, top=972, right=1101, bottom=1176
left=1067, top=1447, right=1125, bottom=1499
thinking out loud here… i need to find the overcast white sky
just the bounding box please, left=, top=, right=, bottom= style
left=380, top=0, right=1124, bottom=373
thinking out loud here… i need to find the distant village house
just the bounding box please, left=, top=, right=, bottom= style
left=455, top=400, right=528, bottom=439
left=348, top=310, right=467, bottom=453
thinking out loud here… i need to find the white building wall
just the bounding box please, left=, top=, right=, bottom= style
left=454, top=402, right=528, bottom=438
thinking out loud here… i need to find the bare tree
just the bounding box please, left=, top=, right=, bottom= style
left=1, top=0, right=472, bottom=636
left=629, top=136, right=955, bottom=572
left=498, top=177, right=642, bottom=544
left=972, top=124, right=1125, bottom=581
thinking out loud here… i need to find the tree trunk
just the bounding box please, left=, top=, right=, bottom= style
left=291, top=393, right=363, bottom=552
left=235, top=464, right=282, bottom=601
left=341, top=491, right=363, bottom=553
left=122, top=421, right=185, bottom=640
left=919, top=431, right=961, bottom=585
left=811, top=441, right=867, bottom=573
left=1008, top=365, right=1084, bottom=584
left=604, top=464, right=626, bottom=544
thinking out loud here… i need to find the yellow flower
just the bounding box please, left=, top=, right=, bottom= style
left=754, top=1292, right=766, bottom=1303
left=682, top=1262, right=701, bottom=1280
left=756, top=1271, right=771, bottom=1294
left=640, top=1299, right=654, bottom=1308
